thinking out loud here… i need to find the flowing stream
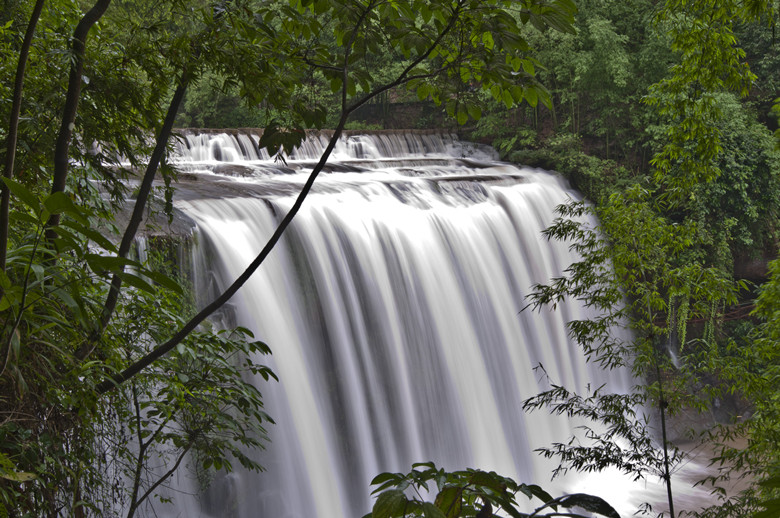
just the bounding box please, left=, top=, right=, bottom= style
left=149, top=131, right=640, bottom=518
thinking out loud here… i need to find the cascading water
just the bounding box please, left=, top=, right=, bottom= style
left=150, top=130, right=639, bottom=518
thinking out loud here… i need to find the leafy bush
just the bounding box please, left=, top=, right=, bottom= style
left=365, top=462, right=620, bottom=518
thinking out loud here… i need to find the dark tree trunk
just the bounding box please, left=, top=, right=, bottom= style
left=1, top=0, right=46, bottom=271
left=48, top=0, right=112, bottom=231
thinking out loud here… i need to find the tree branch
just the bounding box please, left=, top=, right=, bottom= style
left=126, top=440, right=193, bottom=518
left=76, top=70, right=192, bottom=361
left=301, top=56, right=342, bottom=73
left=48, top=0, right=112, bottom=232
left=95, top=0, right=468, bottom=394
left=345, top=0, right=464, bottom=116
left=126, top=383, right=146, bottom=518
left=96, top=110, right=349, bottom=393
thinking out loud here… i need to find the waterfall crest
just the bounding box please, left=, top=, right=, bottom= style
left=154, top=131, right=633, bottom=518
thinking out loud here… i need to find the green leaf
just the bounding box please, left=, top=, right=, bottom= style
left=85, top=253, right=136, bottom=273
left=758, top=474, right=780, bottom=488
left=258, top=121, right=306, bottom=159
left=755, top=499, right=780, bottom=518
left=468, top=470, right=507, bottom=493
left=0, top=269, right=11, bottom=291
left=52, top=288, right=82, bottom=317
left=29, top=263, right=45, bottom=283
left=8, top=212, right=38, bottom=229
left=2, top=178, right=40, bottom=213
left=524, top=87, right=538, bottom=107
left=558, top=493, right=620, bottom=518
left=434, top=486, right=462, bottom=518
left=43, top=192, right=79, bottom=217
left=117, top=272, right=157, bottom=294
left=502, top=90, right=514, bottom=109
left=466, top=104, right=482, bottom=121
left=420, top=4, right=431, bottom=23
left=423, top=501, right=446, bottom=518
left=144, top=271, right=183, bottom=294
left=456, top=108, right=468, bottom=126
left=482, top=32, right=494, bottom=50
left=371, top=472, right=402, bottom=486
left=491, top=493, right=526, bottom=518
left=60, top=219, right=115, bottom=251
left=0, top=470, right=36, bottom=483
left=417, top=84, right=430, bottom=101
left=524, top=484, right=554, bottom=504
left=9, top=329, right=20, bottom=362
left=373, top=489, right=407, bottom=518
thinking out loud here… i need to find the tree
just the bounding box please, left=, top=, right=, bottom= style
left=0, top=0, right=578, bottom=514
left=646, top=0, right=778, bottom=196
left=96, top=0, right=578, bottom=389
left=525, top=188, right=740, bottom=516
left=519, top=2, right=780, bottom=517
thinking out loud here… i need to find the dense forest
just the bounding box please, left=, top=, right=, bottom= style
left=0, top=0, right=779, bottom=517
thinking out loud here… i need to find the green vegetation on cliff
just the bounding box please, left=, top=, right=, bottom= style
left=1, top=0, right=779, bottom=516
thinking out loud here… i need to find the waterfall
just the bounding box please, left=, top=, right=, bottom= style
left=150, top=131, right=637, bottom=518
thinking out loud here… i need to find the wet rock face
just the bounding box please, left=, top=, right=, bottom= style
left=210, top=164, right=264, bottom=177
left=734, top=252, right=772, bottom=281
left=173, top=128, right=499, bottom=163
left=114, top=131, right=528, bottom=244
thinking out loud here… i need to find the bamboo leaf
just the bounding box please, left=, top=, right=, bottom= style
left=2, top=178, right=40, bottom=213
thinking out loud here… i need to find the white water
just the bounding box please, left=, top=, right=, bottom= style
left=150, top=131, right=648, bottom=518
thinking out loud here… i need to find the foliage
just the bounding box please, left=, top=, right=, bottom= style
left=327, top=0, right=780, bottom=516
left=0, top=0, right=303, bottom=511
left=735, top=19, right=780, bottom=109
left=514, top=2, right=780, bottom=517
left=0, top=175, right=276, bottom=516
left=523, top=378, right=674, bottom=483
left=525, top=187, right=747, bottom=514
left=110, top=312, right=276, bottom=518
left=1, top=0, right=775, bottom=515
left=683, top=94, right=780, bottom=270
left=507, top=0, right=670, bottom=164
left=645, top=0, right=777, bottom=197
left=364, top=462, right=620, bottom=518
left=682, top=259, right=780, bottom=518
left=0, top=0, right=580, bottom=515
left=175, top=70, right=267, bottom=128
left=506, top=133, right=636, bottom=202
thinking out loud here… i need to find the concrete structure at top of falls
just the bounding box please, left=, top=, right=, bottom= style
left=141, top=129, right=638, bottom=518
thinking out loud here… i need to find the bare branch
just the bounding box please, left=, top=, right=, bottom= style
left=126, top=441, right=193, bottom=518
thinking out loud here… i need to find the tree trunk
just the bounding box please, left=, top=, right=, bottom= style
left=77, top=72, right=192, bottom=361
left=48, top=0, right=112, bottom=231
left=1, top=0, right=46, bottom=271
